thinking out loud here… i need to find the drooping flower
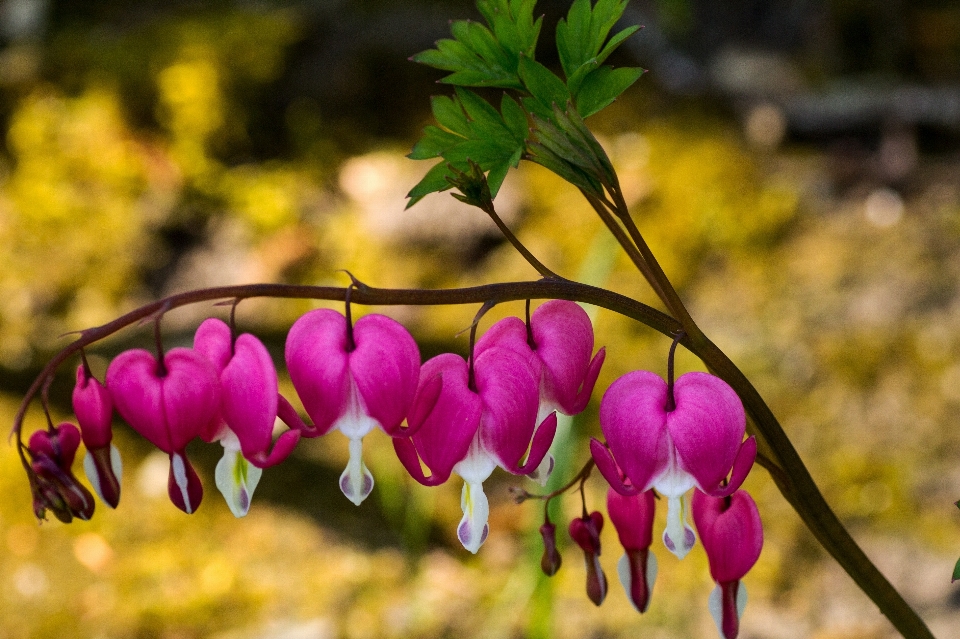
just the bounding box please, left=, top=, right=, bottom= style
left=475, top=300, right=605, bottom=483
left=591, top=371, right=756, bottom=559
left=106, top=347, right=221, bottom=514
left=569, top=511, right=608, bottom=606
left=393, top=347, right=557, bottom=552
left=193, top=318, right=303, bottom=517
left=692, top=489, right=763, bottom=639
left=607, top=487, right=658, bottom=613
left=285, top=308, right=423, bottom=506
left=72, top=364, right=121, bottom=508
left=28, top=423, right=96, bottom=522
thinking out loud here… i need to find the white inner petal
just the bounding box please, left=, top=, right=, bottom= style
left=339, top=437, right=374, bottom=506
left=333, top=377, right=379, bottom=440
left=662, top=494, right=696, bottom=560
left=453, top=431, right=497, bottom=485
left=215, top=445, right=262, bottom=518
left=457, top=480, right=490, bottom=554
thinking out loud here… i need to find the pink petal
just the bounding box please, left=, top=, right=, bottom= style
left=220, top=333, right=279, bottom=459
left=107, top=348, right=220, bottom=453
left=474, top=315, right=530, bottom=359
left=692, top=489, right=763, bottom=583
left=247, top=429, right=301, bottom=469
left=406, top=354, right=481, bottom=484
left=474, top=346, right=542, bottom=473
left=285, top=309, right=350, bottom=435
left=707, top=437, right=757, bottom=498
left=73, top=366, right=113, bottom=449
left=350, top=314, right=421, bottom=436
left=512, top=412, right=557, bottom=475
left=276, top=393, right=321, bottom=437
left=598, top=371, right=672, bottom=492
left=668, top=372, right=746, bottom=493
left=607, top=487, right=656, bottom=551
left=193, top=318, right=233, bottom=375
left=590, top=438, right=640, bottom=496
left=531, top=300, right=599, bottom=414
left=568, top=347, right=606, bottom=415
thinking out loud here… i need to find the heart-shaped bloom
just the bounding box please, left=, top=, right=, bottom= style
left=692, top=489, right=763, bottom=639
left=285, top=309, right=422, bottom=506
left=607, top=487, right=658, bottom=613
left=569, top=511, right=608, bottom=606
left=475, top=300, right=605, bottom=483
left=106, top=347, right=221, bottom=514
left=591, top=371, right=756, bottom=559
left=194, top=318, right=303, bottom=517
left=393, top=347, right=557, bottom=553
left=73, top=365, right=121, bottom=508
left=28, top=423, right=96, bottom=522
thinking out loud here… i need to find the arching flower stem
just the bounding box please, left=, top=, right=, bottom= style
left=4, top=279, right=937, bottom=638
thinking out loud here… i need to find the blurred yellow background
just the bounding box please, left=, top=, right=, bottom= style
left=2, top=1, right=960, bottom=637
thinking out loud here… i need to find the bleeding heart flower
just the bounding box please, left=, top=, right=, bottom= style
left=393, top=347, right=557, bottom=553
left=28, top=423, right=95, bottom=522
left=72, top=364, right=121, bottom=508
left=475, top=300, right=605, bottom=484
left=106, top=347, right=221, bottom=514
left=692, top=489, right=763, bottom=639
left=285, top=309, right=422, bottom=506
left=194, top=318, right=303, bottom=517
left=591, top=371, right=756, bottom=559
left=607, top=487, right=658, bottom=613
left=569, top=511, right=608, bottom=606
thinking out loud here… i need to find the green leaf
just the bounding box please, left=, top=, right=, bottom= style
left=518, top=56, right=571, bottom=119
left=575, top=65, right=645, bottom=118
left=555, top=0, right=639, bottom=95
left=954, top=557, right=960, bottom=583
left=412, top=0, right=541, bottom=90
left=406, top=162, right=456, bottom=208
left=431, top=95, right=470, bottom=136
left=407, top=89, right=529, bottom=207
left=408, top=125, right=463, bottom=160
left=500, top=94, right=529, bottom=141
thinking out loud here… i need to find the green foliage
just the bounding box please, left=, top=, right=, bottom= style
left=408, top=0, right=643, bottom=207
left=407, top=89, right=527, bottom=207
left=410, top=0, right=541, bottom=90
left=555, top=0, right=644, bottom=112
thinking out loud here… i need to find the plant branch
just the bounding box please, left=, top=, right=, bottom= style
left=11, top=280, right=679, bottom=444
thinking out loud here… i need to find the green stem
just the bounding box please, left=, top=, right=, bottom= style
left=480, top=199, right=560, bottom=280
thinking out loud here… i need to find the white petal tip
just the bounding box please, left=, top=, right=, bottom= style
left=215, top=447, right=262, bottom=518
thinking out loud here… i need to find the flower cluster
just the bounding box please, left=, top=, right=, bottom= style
left=545, top=365, right=763, bottom=639
left=24, top=297, right=762, bottom=636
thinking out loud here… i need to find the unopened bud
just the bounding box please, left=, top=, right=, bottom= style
left=569, top=512, right=607, bottom=606
left=539, top=522, right=562, bottom=576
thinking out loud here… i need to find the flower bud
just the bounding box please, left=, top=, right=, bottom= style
left=539, top=522, right=562, bottom=576
left=569, top=511, right=607, bottom=605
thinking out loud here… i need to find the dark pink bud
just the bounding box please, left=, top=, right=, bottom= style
left=569, top=512, right=607, bottom=605
left=539, top=522, right=562, bottom=576
left=28, top=424, right=95, bottom=522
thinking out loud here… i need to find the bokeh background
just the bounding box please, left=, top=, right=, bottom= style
left=2, top=0, right=960, bottom=637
